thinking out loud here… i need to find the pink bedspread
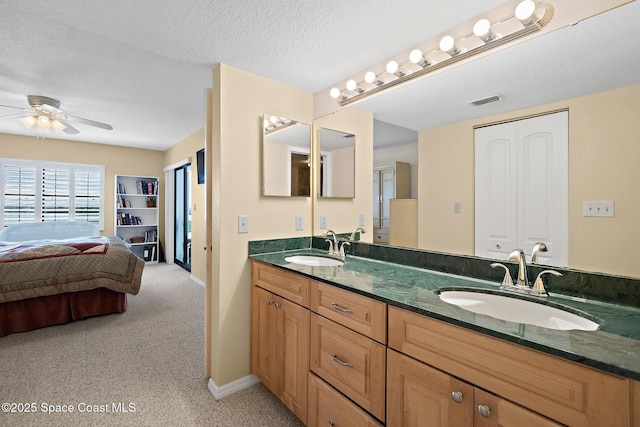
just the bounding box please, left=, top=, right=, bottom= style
left=0, top=237, right=109, bottom=263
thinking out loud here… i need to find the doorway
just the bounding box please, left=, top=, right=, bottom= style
left=175, top=164, right=192, bottom=271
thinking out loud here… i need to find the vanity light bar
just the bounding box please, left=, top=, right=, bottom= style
left=263, top=115, right=298, bottom=135
left=330, top=1, right=553, bottom=106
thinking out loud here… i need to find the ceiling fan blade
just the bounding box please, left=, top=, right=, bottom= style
left=66, top=114, right=113, bottom=131
left=0, top=113, right=30, bottom=120
left=0, top=104, right=31, bottom=112
left=57, top=118, right=80, bottom=134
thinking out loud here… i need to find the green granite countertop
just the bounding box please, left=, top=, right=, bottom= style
left=250, top=248, right=640, bottom=381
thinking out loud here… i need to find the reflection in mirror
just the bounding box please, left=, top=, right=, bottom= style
left=320, top=3, right=640, bottom=278
left=318, top=127, right=355, bottom=198
left=262, top=115, right=311, bottom=197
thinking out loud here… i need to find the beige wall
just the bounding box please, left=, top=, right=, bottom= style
left=0, top=134, right=164, bottom=237
left=313, top=107, right=373, bottom=238
left=208, top=64, right=314, bottom=387
left=419, top=84, right=640, bottom=278
left=163, top=128, right=206, bottom=282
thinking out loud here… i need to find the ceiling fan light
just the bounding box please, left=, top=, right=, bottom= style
left=19, top=115, right=36, bottom=129
left=51, top=119, right=66, bottom=132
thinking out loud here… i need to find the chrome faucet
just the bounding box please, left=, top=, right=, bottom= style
left=350, top=227, right=366, bottom=240
left=531, top=242, right=547, bottom=264
left=507, top=249, right=529, bottom=288
left=323, top=230, right=339, bottom=256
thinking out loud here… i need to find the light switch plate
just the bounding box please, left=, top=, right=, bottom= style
left=319, top=215, right=327, bottom=229
left=295, top=215, right=304, bottom=231
left=238, top=215, right=248, bottom=233
left=359, top=213, right=365, bottom=227
left=583, top=201, right=614, bottom=217
left=454, top=202, right=461, bottom=214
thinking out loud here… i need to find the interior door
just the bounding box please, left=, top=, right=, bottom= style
left=174, top=164, right=191, bottom=271
left=475, top=111, right=568, bottom=267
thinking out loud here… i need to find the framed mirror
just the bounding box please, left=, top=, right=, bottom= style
left=262, top=115, right=311, bottom=197
left=318, top=127, right=355, bottom=198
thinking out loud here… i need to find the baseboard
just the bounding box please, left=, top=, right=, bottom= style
left=190, top=275, right=205, bottom=287
left=207, top=375, right=259, bottom=400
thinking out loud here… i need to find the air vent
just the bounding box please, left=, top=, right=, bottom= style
left=468, top=94, right=502, bottom=106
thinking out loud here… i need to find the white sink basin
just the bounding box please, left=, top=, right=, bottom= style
left=284, top=255, right=344, bottom=267
left=438, top=290, right=599, bottom=331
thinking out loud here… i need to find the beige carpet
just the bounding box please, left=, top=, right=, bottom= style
left=0, top=263, right=304, bottom=427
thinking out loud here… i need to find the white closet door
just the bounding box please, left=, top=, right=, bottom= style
left=475, top=121, right=518, bottom=260
left=517, top=111, right=568, bottom=267
left=475, top=111, right=568, bottom=267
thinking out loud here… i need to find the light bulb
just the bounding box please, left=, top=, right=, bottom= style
left=329, top=87, right=342, bottom=99
left=51, top=119, right=66, bottom=133
left=439, top=35, right=457, bottom=54
left=386, top=61, right=399, bottom=74
left=18, top=115, right=36, bottom=129
left=346, top=80, right=358, bottom=91
left=270, top=115, right=278, bottom=124
left=515, top=0, right=536, bottom=23
left=409, top=49, right=423, bottom=64
left=473, top=19, right=493, bottom=41
left=364, top=71, right=377, bottom=84
left=37, top=115, right=50, bottom=126
left=263, top=119, right=269, bottom=128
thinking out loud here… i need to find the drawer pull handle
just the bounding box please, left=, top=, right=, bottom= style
left=477, top=404, right=491, bottom=418
left=451, top=391, right=464, bottom=403
left=331, top=302, right=354, bottom=313
left=275, top=302, right=281, bottom=308
left=268, top=300, right=275, bottom=305
left=328, top=420, right=334, bottom=427
left=330, top=352, right=353, bottom=368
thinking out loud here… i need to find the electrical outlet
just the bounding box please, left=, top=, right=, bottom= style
left=295, top=215, right=304, bottom=231
left=319, top=215, right=327, bottom=229
left=359, top=213, right=365, bottom=227
left=238, top=215, right=248, bottom=233
left=454, top=202, right=461, bottom=214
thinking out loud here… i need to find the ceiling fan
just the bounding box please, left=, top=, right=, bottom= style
left=0, top=95, right=113, bottom=135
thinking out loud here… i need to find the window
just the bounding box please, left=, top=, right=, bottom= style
left=1, top=158, right=105, bottom=230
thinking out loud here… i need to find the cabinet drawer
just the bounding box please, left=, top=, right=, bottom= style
left=388, top=306, right=631, bottom=427
left=252, top=260, right=309, bottom=307
left=310, top=281, right=386, bottom=343
left=310, top=314, right=386, bottom=421
left=308, top=373, right=383, bottom=427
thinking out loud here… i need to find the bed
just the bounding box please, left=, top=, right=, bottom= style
left=0, top=221, right=145, bottom=336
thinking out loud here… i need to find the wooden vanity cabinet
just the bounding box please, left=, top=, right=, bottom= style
left=388, top=306, right=632, bottom=426
left=251, top=262, right=310, bottom=424
left=387, top=349, right=561, bottom=427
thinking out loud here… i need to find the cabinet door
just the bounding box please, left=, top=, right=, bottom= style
left=278, top=297, right=310, bottom=424
left=251, top=286, right=279, bottom=395
left=380, top=169, right=395, bottom=229
left=387, top=349, right=473, bottom=426
left=373, top=171, right=381, bottom=229
left=474, top=388, right=562, bottom=427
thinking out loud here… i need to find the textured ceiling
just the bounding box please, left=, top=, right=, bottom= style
left=0, top=0, right=638, bottom=150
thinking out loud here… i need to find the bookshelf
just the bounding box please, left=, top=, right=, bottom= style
left=115, top=175, right=159, bottom=263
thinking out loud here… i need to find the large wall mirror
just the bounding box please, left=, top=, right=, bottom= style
left=262, top=115, right=311, bottom=197
left=317, top=2, right=640, bottom=279
left=318, top=127, right=355, bottom=198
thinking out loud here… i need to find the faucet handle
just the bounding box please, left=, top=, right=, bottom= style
left=532, top=270, right=562, bottom=296
left=325, top=239, right=334, bottom=255
left=339, top=241, right=351, bottom=258
left=490, top=263, right=514, bottom=288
